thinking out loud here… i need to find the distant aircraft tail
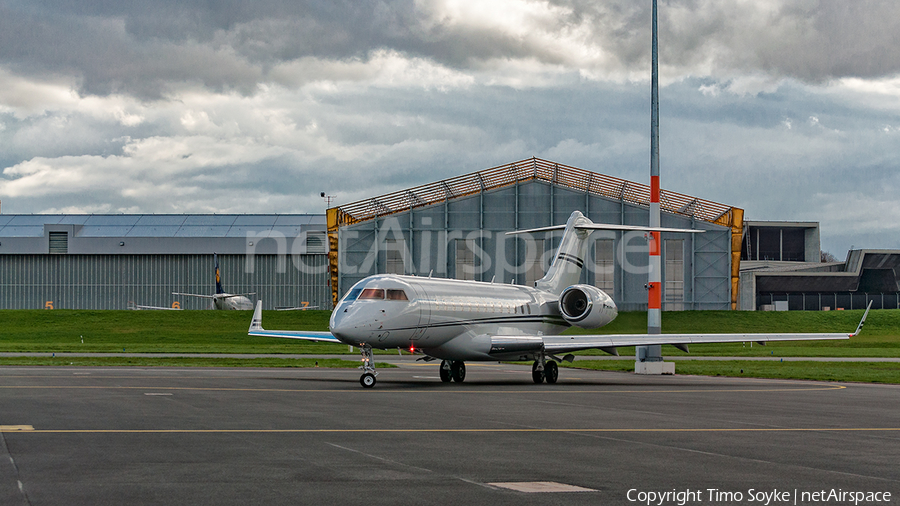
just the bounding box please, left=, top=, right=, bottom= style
left=214, top=253, right=224, bottom=294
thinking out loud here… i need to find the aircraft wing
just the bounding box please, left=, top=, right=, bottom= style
left=247, top=301, right=342, bottom=343
left=128, top=303, right=182, bottom=311
left=536, top=302, right=871, bottom=356
left=172, top=292, right=215, bottom=299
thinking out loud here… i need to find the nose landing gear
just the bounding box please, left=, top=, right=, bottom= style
left=359, top=344, right=377, bottom=388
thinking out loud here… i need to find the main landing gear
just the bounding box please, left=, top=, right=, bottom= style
left=532, top=353, right=558, bottom=384
left=359, top=344, right=377, bottom=388
left=439, top=360, right=466, bottom=383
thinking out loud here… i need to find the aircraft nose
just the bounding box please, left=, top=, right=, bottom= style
left=329, top=309, right=355, bottom=339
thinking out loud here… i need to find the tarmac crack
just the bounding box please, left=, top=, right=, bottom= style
left=323, top=442, right=500, bottom=490
left=0, top=430, right=31, bottom=506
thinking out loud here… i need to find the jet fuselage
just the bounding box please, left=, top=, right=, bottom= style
left=329, top=274, right=618, bottom=361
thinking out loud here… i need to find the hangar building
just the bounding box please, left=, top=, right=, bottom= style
left=0, top=214, right=329, bottom=310
left=20, top=158, right=875, bottom=313
left=326, top=158, right=743, bottom=311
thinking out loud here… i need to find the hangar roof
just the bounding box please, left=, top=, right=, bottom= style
left=330, top=157, right=742, bottom=229
left=0, top=214, right=325, bottom=239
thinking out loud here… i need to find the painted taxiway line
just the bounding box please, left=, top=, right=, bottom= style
left=2, top=427, right=897, bottom=434
left=0, top=384, right=847, bottom=394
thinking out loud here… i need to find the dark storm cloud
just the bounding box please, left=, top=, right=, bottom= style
left=3, top=0, right=900, bottom=99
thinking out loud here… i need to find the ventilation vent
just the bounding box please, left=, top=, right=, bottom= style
left=49, top=231, right=68, bottom=254
left=305, top=232, right=327, bottom=254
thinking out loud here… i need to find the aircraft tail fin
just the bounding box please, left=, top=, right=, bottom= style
left=534, top=211, right=593, bottom=295
left=506, top=210, right=704, bottom=295
left=249, top=300, right=264, bottom=332
left=214, top=253, right=224, bottom=294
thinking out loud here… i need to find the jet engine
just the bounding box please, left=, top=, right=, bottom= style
left=558, top=284, right=618, bottom=329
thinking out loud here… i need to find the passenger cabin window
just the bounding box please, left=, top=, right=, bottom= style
left=385, top=289, right=409, bottom=301
left=359, top=288, right=385, bottom=300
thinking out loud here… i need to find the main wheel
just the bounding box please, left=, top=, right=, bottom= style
left=439, top=360, right=452, bottom=382
left=450, top=361, right=466, bottom=382
left=360, top=372, right=376, bottom=388
left=532, top=361, right=544, bottom=384
left=544, top=361, right=559, bottom=384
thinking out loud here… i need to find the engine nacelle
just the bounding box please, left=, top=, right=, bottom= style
left=558, top=284, right=618, bottom=329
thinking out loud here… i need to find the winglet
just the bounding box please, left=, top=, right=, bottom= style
left=851, top=300, right=873, bottom=337
left=249, top=300, right=264, bottom=332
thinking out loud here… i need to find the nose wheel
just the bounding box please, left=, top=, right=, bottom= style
left=358, top=344, right=377, bottom=388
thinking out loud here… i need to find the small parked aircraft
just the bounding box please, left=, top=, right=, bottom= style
left=249, top=211, right=869, bottom=388
left=173, top=253, right=254, bottom=310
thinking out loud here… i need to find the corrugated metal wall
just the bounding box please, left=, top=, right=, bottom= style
left=337, top=180, right=732, bottom=311
left=0, top=254, right=330, bottom=310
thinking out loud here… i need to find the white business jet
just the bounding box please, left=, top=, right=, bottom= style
left=249, top=211, right=869, bottom=388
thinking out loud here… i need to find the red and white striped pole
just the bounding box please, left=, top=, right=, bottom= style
left=639, top=0, right=663, bottom=364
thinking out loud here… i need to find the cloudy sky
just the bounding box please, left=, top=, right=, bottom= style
left=1, top=0, right=898, bottom=255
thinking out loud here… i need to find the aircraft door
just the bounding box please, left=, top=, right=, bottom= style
left=409, top=284, right=430, bottom=341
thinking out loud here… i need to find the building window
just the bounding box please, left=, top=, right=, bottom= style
left=455, top=239, right=476, bottom=281
left=593, top=239, right=615, bottom=294
left=49, top=231, right=68, bottom=254
left=665, top=239, right=684, bottom=310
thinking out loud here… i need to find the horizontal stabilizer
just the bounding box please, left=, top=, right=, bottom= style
left=507, top=223, right=705, bottom=235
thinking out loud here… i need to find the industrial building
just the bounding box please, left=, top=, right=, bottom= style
left=0, top=214, right=329, bottom=309
left=3, top=157, right=894, bottom=311
left=1, top=158, right=743, bottom=311
left=327, top=158, right=742, bottom=312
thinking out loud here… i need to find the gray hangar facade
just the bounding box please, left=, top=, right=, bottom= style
left=0, top=158, right=742, bottom=311
left=0, top=214, right=329, bottom=310
left=327, top=158, right=743, bottom=312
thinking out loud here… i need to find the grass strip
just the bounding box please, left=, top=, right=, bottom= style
left=0, top=356, right=397, bottom=369
left=2, top=308, right=896, bottom=357
left=564, top=359, right=900, bottom=384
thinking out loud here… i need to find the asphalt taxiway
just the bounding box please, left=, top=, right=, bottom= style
left=1, top=362, right=897, bottom=505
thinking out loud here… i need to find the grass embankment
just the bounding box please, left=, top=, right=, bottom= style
left=0, top=356, right=373, bottom=369
left=0, top=310, right=395, bottom=368
left=0, top=309, right=338, bottom=354
left=0, top=308, right=896, bottom=379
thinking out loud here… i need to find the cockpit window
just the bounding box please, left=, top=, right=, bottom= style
left=359, top=288, right=385, bottom=300
left=386, top=289, right=409, bottom=301
left=343, top=288, right=363, bottom=302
